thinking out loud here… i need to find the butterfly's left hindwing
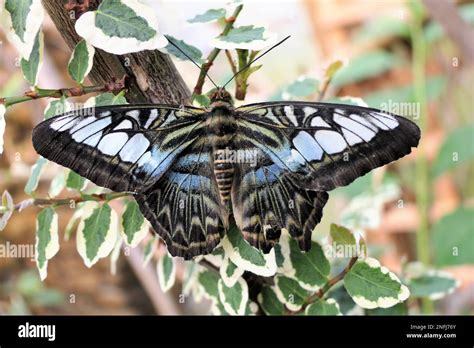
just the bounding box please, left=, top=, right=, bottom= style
left=236, top=102, right=420, bottom=192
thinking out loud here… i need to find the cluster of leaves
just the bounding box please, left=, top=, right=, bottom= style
left=0, top=0, right=470, bottom=316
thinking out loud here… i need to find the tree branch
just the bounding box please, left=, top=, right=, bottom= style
left=42, top=0, right=191, bottom=105
left=192, top=4, right=243, bottom=97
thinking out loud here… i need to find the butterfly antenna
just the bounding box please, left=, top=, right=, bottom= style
left=222, top=35, right=291, bottom=89
left=166, top=37, right=219, bottom=89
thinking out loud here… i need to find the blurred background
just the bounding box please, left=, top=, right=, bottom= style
left=0, top=0, right=473, bottom=315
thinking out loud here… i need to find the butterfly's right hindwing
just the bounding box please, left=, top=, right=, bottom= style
left=32, top=105, right=206, bottom=193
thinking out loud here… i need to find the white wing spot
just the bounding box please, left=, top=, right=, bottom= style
left=145, top=109, right=159, bottom=128
left=292, top=131, right=323, bottom=161
left=50, top=116, right=76, bottom=131
left=83, top=132, right=102, bottom=147
left=284, top=105, right=298, bottom=126
left=368, top=116, right=389, bottom=130
left=114, top=120, right=133, bottom=130
left=310, top=116, right=330, bottom=128
left=71, top=117, right=112, bottom=142
left=69, top=116, right=96, bottom=133
left=349, top=114, right=378, bottom=132
left=303, top=106, right=318, bottom=117
left=334, top=114, right=376, bottom=141
left=372, top=113, right=399, bottom=129
left=126, top=110, right=140, bottom=121
left=342, top=128, right=363, bottom=145
left=97, top=132, right=128, bottom=156
left=314, top=130, right=347, bottom=154
left=119, top=134, right=150, bottom=163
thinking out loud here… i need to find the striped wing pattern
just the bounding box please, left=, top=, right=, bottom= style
left=33, top=101, right=420, bottom=259
left=233, top=102, right=419, bottom=252
left=32, top=105, right=226, bottom=259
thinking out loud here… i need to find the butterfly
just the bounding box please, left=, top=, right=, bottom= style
left=32, top=87, right=420, bottom=260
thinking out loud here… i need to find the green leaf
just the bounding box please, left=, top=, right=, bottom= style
left=68, top=40, right=95, bottom=84
left=274, top=275, right=309, bottom=311
left=95, top=0, right=156, bottom=41
left=433, top=208, right=474, bottom=266
left=257, top=285, right=285, bottom=315
left=407, top=270, right=459, bottom=300
left=188, top=8, right=226, bottom=23
left=331, top=50, right=400, bottom=88
left=142, top=236, right=157, bottom=266
left=121, top=201, right=148, bottom=247
left=330, top=223, right=356, bottom=247
left=433, top=125, right=474, bottom=176
left=157, top=251, right=176, bottom=293
left=222, top=223, right=277, bottom=276
left=220, top=25, right=265, bottom=43
left=219, top=255, right=245, bottom=287
left=327, top=285, right=356, bottom=314
left=164, top=35, right=203, bottom=64
left=4, top=0, right=43, bottom=58
left=197, top=269, right=220, bottom=302
left=48, top=171, right=66, bottom=198
left=218, top=277, right=249, bottom=315
left=192, top=94, right=210, bottom=107
left=277, top=233, right=330, bottom=290
left=344, top=258, right=410, bottom=309
left=86, top=92, right=128, bottom=107
left=354, top=17, right=410, bottom=43
left=366, top=302, right=407, bottom=315
left=66, top=170, right=87, bottom=191
left=76, top=203, right=118, bottom=267
left=44, top=97, right=71, bottom=119
left=0, top=190, right=14, bottom=231
left=282, top=77, right=319, bottom=99
left=35, top=207, right=59, bottom=280
left=305, top=299, right=341, bottom=315
left=24, top=157, right=48, bottom=194
left=21, top=31, right=43, bottom=85
left=75, top=0, right=167, bottom=55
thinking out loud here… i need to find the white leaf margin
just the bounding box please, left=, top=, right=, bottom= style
left=222, top=234, right=277, bottom=277
left=75, top=0, right=167, bottom=55
left=76, top=202, right=119, bottom=268
left=350, top=257, right=410, bottom=309
left=3, top=0, right=44, bottom=59
left=35, top=209, right=59, bottom=281
left=211, top=27, right=278, bottom=50
left=157, top=251, right=176, bottom=293
left=220, top=254, right=245, bottom=287
left=218, top=277, right=249, bottom=315
left=68, top=40, right=95, bottom=84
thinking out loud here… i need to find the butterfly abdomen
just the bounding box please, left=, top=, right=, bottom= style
left=208, top=105, right=238, bottom=208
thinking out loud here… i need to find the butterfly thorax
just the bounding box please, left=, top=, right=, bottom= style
left=207, top=101, right=237, bottom=209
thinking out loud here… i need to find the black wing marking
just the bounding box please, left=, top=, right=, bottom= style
left=236, top=102, right=420, bottom=191
left=32, top=104, right=206, bottom=193
left=231, top=145, right=329, bottom=252
left=136, top=138, right=226, bottom=260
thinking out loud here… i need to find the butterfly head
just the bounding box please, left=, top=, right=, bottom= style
left=209, top=88, right=233, bottom=105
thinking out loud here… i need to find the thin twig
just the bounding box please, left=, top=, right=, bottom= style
left=225, top=50, right=238, bottom=75
left=0, top=76, right=127, bottom=107
left=0, top=192, right=131, bottom=214
left=192, top=4, right=243, bottom=97
left=290, top=256, right=358, bottom=315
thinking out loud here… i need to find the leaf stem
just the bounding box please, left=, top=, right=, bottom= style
left=0, top=76, right=127, bottom=108
left=410, top=0, right=434, bottom=314
left=192, top=4, right=243, bottom=97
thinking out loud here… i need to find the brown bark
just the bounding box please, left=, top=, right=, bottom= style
left=41, top=0, right=191, bottom=104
